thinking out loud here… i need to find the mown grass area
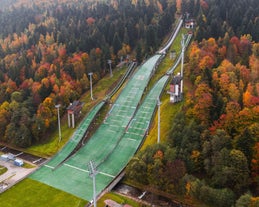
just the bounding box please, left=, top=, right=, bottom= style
left=0, top=165, right=7, bottom=176
left=0, top=178, right=87, bottom=207
left=98, top=192, right=149, bottom=207
left=147, top=27, right=188, bottom=88
left=141, top=28, right=188, bottom=149
left=22, top=162, right=36, bottom=169
left=142, top=90, right=183, bottom=149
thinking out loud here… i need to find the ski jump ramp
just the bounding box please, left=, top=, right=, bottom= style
left=30, top=20, right=188, bottom=202
left=30, top=54, right=163, bottom=200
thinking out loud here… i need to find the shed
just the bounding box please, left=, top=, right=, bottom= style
left=185, top=19, right=195, bottom=29
left=14, top=159, right=24, bottom=167
left=170, top=50, right=176, bottom=59
left=7, top=153, right=15, bottom=160
left=1, top=154, right=8, bottom=161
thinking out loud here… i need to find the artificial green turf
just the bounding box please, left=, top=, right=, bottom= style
left=0, top=178, right=87, bottom=207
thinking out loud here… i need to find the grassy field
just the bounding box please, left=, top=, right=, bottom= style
left=141, top=28, right=187, bottom=148
left=0, top=178, right=87, bottom=207
left=0, top=165, right=7, bottom=176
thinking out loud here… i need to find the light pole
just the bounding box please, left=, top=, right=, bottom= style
left=88, top=72, right=93, bottom=100
left=107, top=59, right=112, bottom=77
left=88, top=161, right=98, bottom=207
left=157, top=97, right=161, bottom=143
left=180, top=34, right=185, bottom=95
left=55, top=104, right=62, bottom=143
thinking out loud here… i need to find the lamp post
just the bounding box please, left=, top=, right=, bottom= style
left=88, top=161, right=98, bottom=207
left=157, top=97, right=161, bottom=143
left=107, top=59, right=112, bottom=77
left=180, top=34, right=185, bottom=96
left=55, top=104, right=61, bottom=143
left=88, top=72, right=93, bottom=100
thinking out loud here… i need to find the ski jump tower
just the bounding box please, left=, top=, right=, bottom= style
left=67, top=100, right=84, bottom=128
left=168, top=34, right=185, bottom=103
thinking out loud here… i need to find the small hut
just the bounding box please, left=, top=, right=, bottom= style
left=185, top=19, right=195, bottom=29
left=14, top=159, right=24, bottom=167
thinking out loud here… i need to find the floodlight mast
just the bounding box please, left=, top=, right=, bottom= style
left=88, top=72, right=94, bottom=100
left=157, top=97, right=161, bottom=143
left=180, top=34, right=185, bottom=95
left=88, top=161, right=98, bottom=207
left=107, top=59, right=113, bottom=77
left=55, top=104, right=62, bottom=143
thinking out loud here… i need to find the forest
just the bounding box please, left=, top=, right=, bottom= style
left=1, top=0, right=259, bottom=206
left=126, top=0, right=259, bottom=206
left=0, top=0, right=176, bottom=147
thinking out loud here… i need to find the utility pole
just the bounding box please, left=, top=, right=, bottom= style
left=88, top=72, right=93, bottom=100
left=107, top=59, right=113, bottom=77
left=157, top=97, right=161, bottom=143
left=55, top=104, right=62, bottom=143
left=88, top=161, right=98, bottom=207
left=180, top=34, right=185, bottom=96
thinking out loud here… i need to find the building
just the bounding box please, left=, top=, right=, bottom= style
left=1, top=154, right=8, bottom=161
left=185, top=19, right=195, bottom=29
left=14, top=159, right=24, bottom=167
left=67, top=100, right=84, bottom=128
left=170, top=50, right=176, bottom=59
left=168, top=73, right=182, bottom=103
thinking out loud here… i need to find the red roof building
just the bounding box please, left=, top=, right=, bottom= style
left=67, top=100, right=84, bottom=128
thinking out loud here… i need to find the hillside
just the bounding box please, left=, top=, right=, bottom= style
left=126, top=0, right=259, bottom=207
left=196, top=0, right=259, bottom=42
left=0, top=0, right=259, bottom=206
left=0, top=0, right=176, bottom=147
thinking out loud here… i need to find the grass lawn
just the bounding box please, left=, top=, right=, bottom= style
left=0, top=165, right=7, bottom=176
left=142, top=90, right=183, bottom=148
left=0, top=178, right=87, bottom=207
left=141, top=28, right=188, bottom=149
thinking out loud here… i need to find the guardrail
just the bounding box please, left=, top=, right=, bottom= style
left=106, top=61, right=137, bottom=99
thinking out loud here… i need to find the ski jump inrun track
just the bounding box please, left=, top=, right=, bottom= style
left=30, top=18, right=192, bottom=202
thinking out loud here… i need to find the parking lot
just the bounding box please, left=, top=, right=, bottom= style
left=0, top=145, right=47, bottom=192
left=0, top=159, right=36, bottom=192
